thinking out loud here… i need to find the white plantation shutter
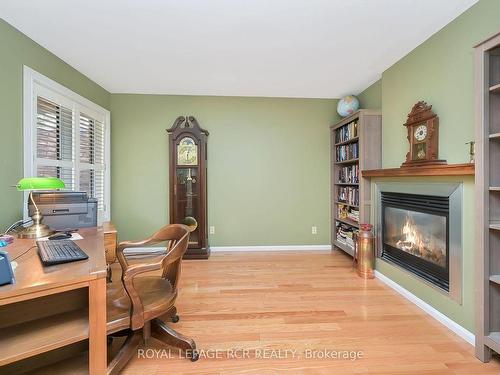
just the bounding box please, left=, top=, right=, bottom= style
left=36, top=97, right=75, bottom=189
left=26, top=68, right=110, bottom=222
left=79, top=113, right=106, bottom=212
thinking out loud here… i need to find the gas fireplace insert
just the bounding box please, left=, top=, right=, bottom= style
left=381, top=192, right=449, bottom=291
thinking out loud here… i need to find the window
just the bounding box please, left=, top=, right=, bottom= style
left=24, top=67, right=110, bottom=222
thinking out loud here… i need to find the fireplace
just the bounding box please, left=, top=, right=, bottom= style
left=381, top=192, right=449, bottom=291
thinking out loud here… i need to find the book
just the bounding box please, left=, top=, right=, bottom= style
left=335, top=222, right=359, bottom=250
left=335, top=120, right=358, bottom=143
left=337, top=186, right=359, bottom=206
left=338, top=164, right=359, bottom=184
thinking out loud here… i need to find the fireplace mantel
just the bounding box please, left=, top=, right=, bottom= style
left=362, top=163, right=474, bottom=177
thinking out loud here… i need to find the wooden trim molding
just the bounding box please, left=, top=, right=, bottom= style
left=362, top=163, right=474, bottom=177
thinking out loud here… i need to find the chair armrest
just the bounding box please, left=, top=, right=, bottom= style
left=118, top=239, right=153, bottom=250
left=116, top=239, right=158, bottom=268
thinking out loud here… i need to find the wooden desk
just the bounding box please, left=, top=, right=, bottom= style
left=0, top=227, right=107, bottom=374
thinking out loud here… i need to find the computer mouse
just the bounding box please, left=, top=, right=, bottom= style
left=48, top=232, right=72, bottom=240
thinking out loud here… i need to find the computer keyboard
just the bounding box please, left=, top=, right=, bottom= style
left=36, top=240, right=89, bottom=266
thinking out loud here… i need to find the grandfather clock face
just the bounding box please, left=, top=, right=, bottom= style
left=177, top=137, right=198, bottom=166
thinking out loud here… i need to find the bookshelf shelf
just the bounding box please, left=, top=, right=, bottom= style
left=489, top=132, right=500, bottom=139
left=330, top=110, right=381, bottom=257
left=335, top=201, right=359, bottom=208
left=335, top=158, right=359, bottom=165
left=489, top=223, right=500, bottom=231
left=335, top=217, right=360, bottom=228
left=335, top=137, right=359, bottom=146
left=489, top=275, right=500, bottom=285
left=475, top=32, right=500, bottom=362
left=490, top=83, right=500, bottom=93
left=332, top=240, right=355, bottom=257
left=485, top=333, right=500, bottom=356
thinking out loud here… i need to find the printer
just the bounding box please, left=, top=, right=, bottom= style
left=29, top=191, right=98, bottom=230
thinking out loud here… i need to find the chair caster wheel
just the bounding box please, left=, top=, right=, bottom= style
left=190, top=350, right=199, bottom=362
left=171, top=314, right=180, bottom=323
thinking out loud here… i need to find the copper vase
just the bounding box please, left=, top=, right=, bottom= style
left=357, top=224, right=375, bottom=279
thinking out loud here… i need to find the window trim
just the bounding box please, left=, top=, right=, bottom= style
left=23, top=66, right=111, bottom=223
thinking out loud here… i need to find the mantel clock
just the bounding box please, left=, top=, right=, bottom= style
left=167, top=116, right=209, bottom=259
left=401, top=101, right=447, bottom=167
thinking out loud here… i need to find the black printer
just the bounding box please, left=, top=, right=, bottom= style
left=29, top=192, right=98, bottom=230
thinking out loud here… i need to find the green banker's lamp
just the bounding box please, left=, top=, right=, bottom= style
left=16, top=177, right=65, bottom=239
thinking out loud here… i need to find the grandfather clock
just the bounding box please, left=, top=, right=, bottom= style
left=167, top=116, right=210, bottom=259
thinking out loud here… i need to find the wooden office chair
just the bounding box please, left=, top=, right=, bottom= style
left=106, top=224, right=198, bottom=375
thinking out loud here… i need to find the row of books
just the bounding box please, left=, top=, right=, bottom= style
left=337, top=164, right=359, bottom=184
left=336, top=142, right=359, bottom=162
left=337, top=204, right=359, bottom=223
left=334, top=120, right=358, bottom=144
left=335, top=222, right=359, bottom=250
left=337, top=186, right=359, bottom=206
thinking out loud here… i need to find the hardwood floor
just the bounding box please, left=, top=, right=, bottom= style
left=121, top=250, right=500, bottom=374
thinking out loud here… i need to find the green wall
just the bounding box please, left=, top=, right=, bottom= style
left=0, top=19, right=110, bottom=231
left=359, top=0, right=500, bottom=332
left=381, top=0, right=500, bottom=167
left=357, top=79, right=381, bottom=110
left=110, top=94, right=338, bottom=245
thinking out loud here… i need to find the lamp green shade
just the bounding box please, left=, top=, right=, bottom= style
left=16, top=177, right=65, bottom=191
left=15, top=177, right=65, bottom=239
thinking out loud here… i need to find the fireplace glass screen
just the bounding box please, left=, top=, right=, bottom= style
left=383, top=207, right=446, bottom=268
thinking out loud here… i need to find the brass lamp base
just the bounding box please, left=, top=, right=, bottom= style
left=17, top=223, right=53, bottom=239
left=17, top=210, right=53, bottom=239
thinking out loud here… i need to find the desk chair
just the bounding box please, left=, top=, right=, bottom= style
left=106, top=224, right=198, bottom=374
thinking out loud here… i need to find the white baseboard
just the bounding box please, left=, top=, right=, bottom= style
left=374, top=270, right=475, bottom=346
left=124, top=245, right=332, bottom=254
left=211, top=245, right=332, bottom=252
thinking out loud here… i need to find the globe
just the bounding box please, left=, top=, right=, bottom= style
left=337, top=95, right=360, bottom=117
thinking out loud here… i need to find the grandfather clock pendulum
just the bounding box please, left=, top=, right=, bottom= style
left=167, top=116, right=210, bottom=259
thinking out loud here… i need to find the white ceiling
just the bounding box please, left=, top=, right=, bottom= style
left=0, top=0, right=477, bottom=98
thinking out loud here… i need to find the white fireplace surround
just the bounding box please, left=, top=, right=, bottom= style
left=373, top=181, right=463, bottom=304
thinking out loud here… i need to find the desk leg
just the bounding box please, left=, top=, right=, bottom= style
left=89, top=278, right=107, bottom=374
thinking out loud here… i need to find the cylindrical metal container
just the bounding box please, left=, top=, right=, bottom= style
left=357, top=224, right=375, bottom=279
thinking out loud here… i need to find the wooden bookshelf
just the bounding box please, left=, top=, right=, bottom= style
left=330, top=110, right=382, bottom=257
left=475, top=31, right=500, bottom=362
left=0, top=309, right=88, bottom=366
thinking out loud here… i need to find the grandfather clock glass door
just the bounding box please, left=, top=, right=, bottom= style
left=175, top=139, right=201, bottom=246
left=168, top=116, right=209, bottom=259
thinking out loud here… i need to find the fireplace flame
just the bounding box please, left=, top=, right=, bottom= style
left=401, top=215, right=424, bottom=250
left=394, top=213, right=445, bottom=268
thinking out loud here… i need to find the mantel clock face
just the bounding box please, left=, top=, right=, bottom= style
left=414, top=124, right=427, bottom=142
